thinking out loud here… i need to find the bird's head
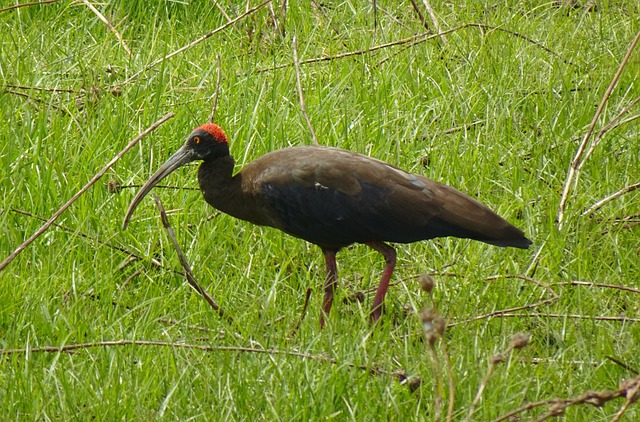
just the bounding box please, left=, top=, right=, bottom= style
left=122, top=123, right=229, bottom=230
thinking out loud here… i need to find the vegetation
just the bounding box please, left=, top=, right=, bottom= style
left=1, top=1, right=638, bottom=420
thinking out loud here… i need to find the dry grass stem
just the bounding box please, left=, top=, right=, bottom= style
left=465, top=333, right=531, bottom=421
left=448, top=274, right=558, bottom=327
left=421, top=308, right=447, bottom=420
left=81, top=0, right=131, bottom=56
left=152, top=194, right=225, bottom=318
left=565, top=280, right=640, bottom=295
left=487, top=313, right=640, bottom=323
left=491, top=374, right=640, bottom=421
left=292, top=36, right=319, bottom=145
left=580, top=96, right=640, bottom=173
left=211, top=0, right=231, bottom=22
left=421, top=0, right=447, bottom=45
left=582, top=182, right=640, bottom=217
left=118, top=0, right=272, bottom=87
left=208, top=54, right=223, bottom=124
left=409, top=0, right=428, bottom=30
left=557, top=30, right=640, bottom=228
left=0, top=112, right=174, bottom=272
left=259, top=23, right=568, bottom=72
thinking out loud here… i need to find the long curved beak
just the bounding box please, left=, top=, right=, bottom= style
left=122, top=145, right=195, bottom=230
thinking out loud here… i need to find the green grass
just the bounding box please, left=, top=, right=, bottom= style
left=1, top=1, right=639, bottom=420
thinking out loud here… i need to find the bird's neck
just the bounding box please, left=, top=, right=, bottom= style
left=197, top=155, right=254, bottom=223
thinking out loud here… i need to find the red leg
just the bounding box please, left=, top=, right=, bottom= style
left=320, top=249, right=338, bottom=328
left=365, top=241, right=396, bottom=323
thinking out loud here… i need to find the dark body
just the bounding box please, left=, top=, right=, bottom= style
left=124, top=124, right=531, bottom=326
left=199, top=146, right=530, bottom=250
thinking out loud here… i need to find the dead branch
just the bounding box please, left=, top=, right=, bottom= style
left=0, top=112, right=174, bottom=272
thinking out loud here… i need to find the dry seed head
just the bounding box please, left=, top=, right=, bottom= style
left=407, top=376, right=422, bottom=393
left=419, top=273, right=436, bottom=293
left=491, top=353, right=507, bottom=364
left=510, top=332, right=531, bottom=350
left=107, top=179, right=122, bottom=194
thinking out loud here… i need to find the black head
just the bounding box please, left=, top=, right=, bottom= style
left=122, top=123, right=229, bottom=229
left=186, top=123, right=230, bottom=160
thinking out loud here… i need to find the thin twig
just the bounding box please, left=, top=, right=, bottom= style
left=208, top=54, right=223, bottom=124
left=292, top=36, right=318, bottom=145
left=258, top=23, right=571, bottom=73
left=480, top=313, right=640, bottom=323
left=0, top=0, right=59, bottom=13
left=118, top=0, right=272, bottom=87
left=211, top=0, right=232, bottom=21
left=0, top=340, right=326, bottom=360
left=0, top=338, right=410, bottom=382
left=81, top=0, right=132, bottom=56
left=581, top=182, right=640, bottom=216
left=152, top=194, right=225, bottom=318
left=448, top=274, right=559, bottom=327
left=606, top=356, right=639, bottom=375
left=4, top=84, right=77, bottom=93
left=0, top=112, right=174, bottom=272
left=9, top=208, right=167, bottom=271
left=557, top=30, right=640, bottom=229
left=409, top=0, right=427, bottom=30
left=564, top=280, right=640, bottom=295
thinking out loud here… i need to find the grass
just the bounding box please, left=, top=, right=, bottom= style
left=1, top=1, right=639, bottom=420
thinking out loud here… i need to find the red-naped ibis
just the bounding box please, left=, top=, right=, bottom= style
left=123, top=124, right=531, bottom=326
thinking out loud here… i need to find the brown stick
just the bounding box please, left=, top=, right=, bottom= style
left=0, top=112, right=175, bottom=272
left=292, top=36, right=319, bottom=145
left=557, top=30, right=640, bottom=228
left=118, top=0, right=272, bottom=87
left=152, top=194, right=225, bottom=318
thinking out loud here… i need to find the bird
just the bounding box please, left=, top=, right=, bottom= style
left=123, top=123, right=531, bottom=326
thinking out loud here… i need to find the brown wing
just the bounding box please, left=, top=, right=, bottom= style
left=241, top=146, right=531, bottom=249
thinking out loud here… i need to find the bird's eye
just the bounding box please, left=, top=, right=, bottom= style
left=193, top=136, right=201, bottom=144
